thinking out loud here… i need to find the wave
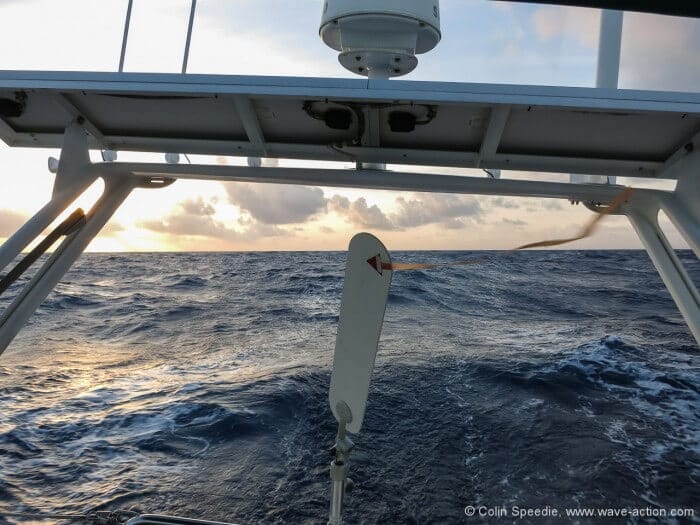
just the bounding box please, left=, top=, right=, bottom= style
left=0, top=251, right=697, bottom=522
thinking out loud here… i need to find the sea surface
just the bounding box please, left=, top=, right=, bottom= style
left=0, top=250, right=698, bottom=524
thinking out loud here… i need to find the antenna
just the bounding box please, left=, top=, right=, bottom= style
left=319, top=0, right=441, bottom=79
left=117, top=0, right=198, bottom=74
left=118, top=0, right=134, bottom=72
left=182, top=0, right=197, bottom=74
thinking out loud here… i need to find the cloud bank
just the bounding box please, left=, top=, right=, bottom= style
left=225, top=183, right=326, bottom=225
left=138, top=197, right=285, bottom=242
left=0, top=209, right=27, bottom=237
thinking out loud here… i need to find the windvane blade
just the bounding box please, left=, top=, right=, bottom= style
left=329, top=233, right=393, bottom=434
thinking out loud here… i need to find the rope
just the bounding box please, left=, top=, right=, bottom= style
left=379, top=188, right=633, bottom=272
left=511, top=187, right=632, bottom=250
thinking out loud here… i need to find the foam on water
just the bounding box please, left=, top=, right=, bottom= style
left=0, top=250, right=698, bottom=523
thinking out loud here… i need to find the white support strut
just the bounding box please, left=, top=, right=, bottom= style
left=626, top=206, right=700, bottom=343
left=623, top=158, right=700, bottom=344
left=98, top=162, right=630, bottom=202
left=0, top=124, right=174, bottom=355
left=663, top=150, right=700, bottom=258
left=0, top=178, right=135, bottom=353
left=0, top=123, right=97, bottom=272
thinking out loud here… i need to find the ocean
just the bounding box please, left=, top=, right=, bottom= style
left=0, top=250, right=698, bottom=524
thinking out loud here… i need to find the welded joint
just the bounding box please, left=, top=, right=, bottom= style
left=233, top=96, right=267, bottom=156
left=53, top=121, right=98, bottom=198
left=659, top=129, right=700, bottom=177
left=477, top=105, right=510, bottom=167
left=53, top=94, right=107, bottom=147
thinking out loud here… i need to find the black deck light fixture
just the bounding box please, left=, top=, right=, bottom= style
left=388, top=111, right=417, bottom=132
left=324, top=108, right=354, bottom=130
left=0, top=93, right=26, bottom=118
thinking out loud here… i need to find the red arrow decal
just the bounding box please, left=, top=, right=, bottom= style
left=366, top=254, right=382, bottom=275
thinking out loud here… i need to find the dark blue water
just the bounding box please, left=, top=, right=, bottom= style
left=0, top=251, right=698, bottom=524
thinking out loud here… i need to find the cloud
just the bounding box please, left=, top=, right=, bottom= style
left=491, top=197, right=520, bottom=209
left=0, top=209, right=27, bottom=237
left=532, top=5, right=599, bottom=48
left=180, top=198, right=217, bottom=216
left=328, top=195, right=396, bottom=230
left=187, top=0, right=343, bottom=78
left=225, top=183, right=327, bottom=225
left=392, top=194, right=483, bottom=228
left=503, top=218, right=527, bottom=227
left=0, top=0, right=129, bottom=71
left=328, top=193, right=483, bottom=231
left=138, top=197, right=284, bottom=242
left=620, top=12, right=700, bottom=92
left=235, top=215, right=286, bottom=238
left=530, top=6, right=700, bottom=91
left=541, top=200, right=564, bottom=211
left=99, top=221, right=125, bottom=237
left=442, top=219, right=467, bottom=230
left=225, top=183, right=483, bottom=233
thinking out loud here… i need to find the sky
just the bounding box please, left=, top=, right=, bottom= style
left=0, top=0, right=698, bottom=252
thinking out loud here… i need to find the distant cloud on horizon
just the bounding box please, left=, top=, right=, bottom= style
left=0, top=209, right=28, bottom=237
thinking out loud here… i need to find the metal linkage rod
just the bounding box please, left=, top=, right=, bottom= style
left=182, top=0, right=197, bottom=74
left=118, top=0, right=134, bottom=72
left=328, top=420, right=354, bottom=525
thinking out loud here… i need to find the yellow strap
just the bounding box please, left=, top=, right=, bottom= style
left=383, top=187, right=633, bottom=271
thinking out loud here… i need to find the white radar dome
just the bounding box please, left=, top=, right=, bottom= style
left=320, top=0, right=441, bottom=79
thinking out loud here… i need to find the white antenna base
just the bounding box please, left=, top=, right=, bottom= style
left=320, top=0, right=441, bottom=78
left=339, top=49, right=417, bottom=79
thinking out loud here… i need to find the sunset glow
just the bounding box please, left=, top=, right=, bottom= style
left=1, top=0, right=696, bottom=252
